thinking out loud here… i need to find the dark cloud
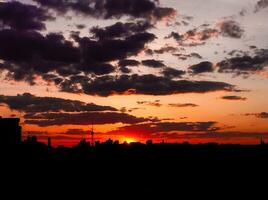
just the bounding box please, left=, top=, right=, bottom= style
left=170, top=21, right=243, bottom=41
left=60, top=74, right=238, bottom=96
left=84, top=63, right=115, bottom=75
left=0, top=29, right=79, bottom=64
left=166, top=28, right=219, bottom=47
left=0, top=1, right=53, bottom=31
left=154, top=46, right=177, bottom=54
left=162, top=67, right=186, bottom=78
left=106, top=121, right=220, bottom=138
left=90, top=21, right=153, bottom=39
left=24, top=112, right=155, bottom=126
left=137, top=100, right=162, bottom=107
left=255, top=0, right=268, bottom=12
left=34, top=0, right=176, bottom=21
left=219, top=20, right=244, bottom=39
left=167, top=21, right=243, bottom=48
left=245, top=112, right=268, bottom=119
left=221, top=96, right=247, bottom=101
left=0, top=28, right=155, bottom=81
left=119, top=66, right=132, bottom=74
left=142, top=59, right=166, bottom=68
left=187, top=28, right=219, bottom=41
left=118, top=59, right=140, bottom=67
left=77, top=32, right=156, bottom=64
left=137, top=101, right=148, bottom=105
left=118, top=59, right=138, bottom=73
left=145, top=49, right=154, bottom=56
left=183, top=28, right=219, bottom=41
left=0, top=93, right=117, bottom=113
left=173, top=53, right=202, bottom=60
left=165, top=32, right=182, bottom=41
left=0, top=29, right=80, bottom=82
left=189, top=61, right=214, bottom=74
left=216, top=49, right=268, bottom=76
left=168, top=103, right=199, bottom=108
left=227, top=50, right=248, bottom=57
left=75, top=24, right=86, bottom=29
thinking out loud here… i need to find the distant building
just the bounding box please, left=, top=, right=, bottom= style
left=47, top=137, right=52, bottom=148
left=260, top=137, right=266, bottom=145
left=0, top=117, right=21, bottom=146
left=146, top=140, right=153, bottom=146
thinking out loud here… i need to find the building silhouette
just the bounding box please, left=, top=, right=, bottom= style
left=0, top=117, right=21, bottom=146
left=260, top=137, right=266, bottom=145
left=47, top=137, right=52, bottom=148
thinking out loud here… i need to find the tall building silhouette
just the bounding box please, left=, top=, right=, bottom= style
left=48, top=137, right=52, bottom=148
left=260, top=137, right=265, bottom=145
left=0, top=117, right=21, bottom=146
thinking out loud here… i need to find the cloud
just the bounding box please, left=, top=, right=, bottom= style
left=137, top=100, right=162, bottom=107
left=221, top=96, right=247, bottom=101
left=219, top=20, right=244, bottom=39
left=0, top=1, right=53, bottom=31
left=167, top=21, right=243, bottom=47
left=255, top=0, right=268, bottom=12
left=168, top=103, right=199, bottom=108
left=173, top=53, right=202, bottom=60
left=245, top=112, right=268, bottom=119
left=24, top=112, right=156, bottom=126
left=216, top=49, right=268, bottom=76
left=0, top=29, right=79, bottom=64
left=118, top=59, right=140, bottom=67
left=34, top=0, right=177, bottom=21
left=0, top=29, right=81, bottom=83
left=153, top=46, right=178, bottom=54
left=59, top=74, right=238, bottom=96
left=166, top=27, right=219, bottom=47
left=166, top=32, right=182, bottom=41
left=161, top=67, right=186, bottom=78
left=77, top=32, right=156, bottom=64
left=119, top=66, right=132, bottom=74
left=137, top=100, right=198, bottom=108
left=90, top=21, right=153, bottom=39
left=75, top=24, right=86, bottom=29
left=0, top=93, right=117, bottom=113
left=142, top=59, right=166, bottom=68
left=106, top=121, right=220, bottom=138
left=189, top=61, right=214, bottom=74
left=0, top=28, right=155, bottom=82
left=118, top=58, right=140, bottom=73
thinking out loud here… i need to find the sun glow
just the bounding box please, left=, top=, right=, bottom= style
left=124, top=138, right=137, bottom=144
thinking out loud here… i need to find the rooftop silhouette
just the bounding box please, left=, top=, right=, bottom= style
left=0, top=117, right=21, bottom=146
left=0, top=117, right=267, bottom=164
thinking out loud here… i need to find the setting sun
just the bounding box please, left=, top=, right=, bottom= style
left=124, top=138, right=137, bottom=144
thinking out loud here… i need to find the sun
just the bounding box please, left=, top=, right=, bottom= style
left=124, top=138, right=137, bottom=144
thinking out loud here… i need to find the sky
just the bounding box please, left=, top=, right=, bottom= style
left=1, top=0, right=268, bottom=146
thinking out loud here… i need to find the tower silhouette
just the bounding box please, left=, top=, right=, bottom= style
left=90, top=123, right=95, bottom=147
left=260, top=137, right=265, bottom=145
left=48, top=137, right=52, bottom=148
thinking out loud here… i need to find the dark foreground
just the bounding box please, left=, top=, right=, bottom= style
left=1, top=140, right=268, bottom=197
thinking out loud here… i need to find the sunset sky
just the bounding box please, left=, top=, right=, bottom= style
left=1, top=0, right=268, bottom=146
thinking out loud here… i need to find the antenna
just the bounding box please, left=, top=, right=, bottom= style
left=260, top=137, right=265, bottom=145
left=90, top=122, right=95, bottom=147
